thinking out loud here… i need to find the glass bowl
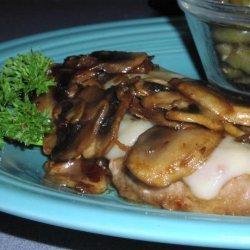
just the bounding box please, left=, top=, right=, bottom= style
left=177, top=0, right=250, bottom=95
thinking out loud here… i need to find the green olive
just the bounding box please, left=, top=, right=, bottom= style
left=223, top=44, right=250, bottom=74
left=221, top=65, right=244, bottom=79
left=234, top=76, right=250, bottom=85
left=215, top=43, right=233, bottom=61
left=213, top=28, right=250, bottom=43
left=223, top=0, right=250, bottom=6
left=209, top=1, right=250, bottom=88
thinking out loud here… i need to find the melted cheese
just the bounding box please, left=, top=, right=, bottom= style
left=105, top=114, right=153, bottom=160
left=184, top=136, right=250, bottom=200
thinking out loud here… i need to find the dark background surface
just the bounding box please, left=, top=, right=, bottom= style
left=1, top=1, right=217, bottom=249
left=0, top=0, right=181, bottom=43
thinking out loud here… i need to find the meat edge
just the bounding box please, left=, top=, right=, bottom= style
left=109, top=157, right=250, bottom=216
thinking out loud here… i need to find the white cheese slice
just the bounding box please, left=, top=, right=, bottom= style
left=184, top=136, right=250, bottom=200
left=106, top=114, right=153, bottom=160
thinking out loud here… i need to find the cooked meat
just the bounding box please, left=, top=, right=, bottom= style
left=110, top=158, right=250, bottom=215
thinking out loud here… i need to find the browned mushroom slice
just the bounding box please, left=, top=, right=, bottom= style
left=165, top=111, right=224, bottom=131
left=90, top=51, right=151, bottom=73
left=126, top=126, right=222, bottom=188
left=70, top=69, right=97, bottom=85
left=59, top=99, right=86, bottom=124
left=51, top=87, right=131, bottom=161
left=224, top=104, right=250, bottom=126
left=45, top=157, right=109, bottom=194
left=51, top=87, right=103, bottom=122
left=63, top=55, right=99, bottom=69
left=129, top=97, right=194, bottom=129
left=52, top=55, right=117, bottom=97
left=51, top=64, right=80, bottom=99
left=48, top=86, right=106, bottom=160
left=235, top=133, right=250, bottom=143
left=131, top=78, right=170, bottom=97
left=51, top=105, right=105, bottom=161
left=43, top=132, right=57, bottom=155
left=148, top=67, right=183, bottom=82
left=169, top=78, right=250, bottom=128
left=128, top=55, right=155, bottom=74
left=83, top=89, right=132, bottom=159
left=223, top=122, right=245, bottom=137
left=76, top=85, right=106, bottom=104
left=169, top=78, right=233, bottom=117
left=51, top=86, right=106, bottom=123
left=130, top=78, right=150, bottom=97
left=70, top=68, right=116, bottom=89
left=103, top=74, right=130, bottom=90
left=142, top=91, right=193, bottom=110
left=34, top=87, right=57, bottom=117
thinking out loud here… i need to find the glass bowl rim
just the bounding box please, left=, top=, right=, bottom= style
left=178, top=0, right=250, bottom=23
left=178, top=0, right=250, bottom=9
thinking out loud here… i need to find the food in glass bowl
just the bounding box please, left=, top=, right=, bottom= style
left=178, top=0, right=250, bottom=93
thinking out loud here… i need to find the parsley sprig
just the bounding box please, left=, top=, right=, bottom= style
left=0, top=51, right=56, bottom=148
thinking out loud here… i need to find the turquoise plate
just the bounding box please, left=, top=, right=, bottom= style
left=1, top=18, right=250, bottom=249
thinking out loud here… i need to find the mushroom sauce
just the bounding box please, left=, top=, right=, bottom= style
left=36, top=50, right=250, bottom=215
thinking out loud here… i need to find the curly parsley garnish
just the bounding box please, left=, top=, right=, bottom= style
left=0, top=51, right=56, bottom=148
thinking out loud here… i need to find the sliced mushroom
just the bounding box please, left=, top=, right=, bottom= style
left=126, top=126, right=223, bottom=188
left=63, top=55, right=99, bottom=69
left=169, top=78, right=233, bottom=117
left=130, top=78, right=170, bottom=97
left=148, top=67, right=183, bottom=83
left=235, top=133, right=250, bottom=143
left=169, top=78, right=250, bottom=127
left=76, top=85, right=106, bottom=103
left=70, top=69, right=97, bottom=86
left=85, top=88, right=132, bottom=159
left=44, top=157, right=109, bottom=194
left=223, top=122, right=245, bottom=137
left=129, top=97, right=194, bottom=129
left=34, top=87, right=57, bottom=117
left=43, top=132, right=57, bottom=155
left=90, top=51, right=152, bottom=73
left=224, top=104, right=250, bottom=126
left=142, top=91, right=193, bottom=111
left=51, top=64, right=79, bottom=99
left=131, top=78, right=151, bottom=97
left=128, top=55, right=155, bottom=74
left=51, top=86, right=105, bottom=122
left=51, top=87, right=131, bottom=161
left=62, top=99, right=86, bottom=124
left=165, top=110, right=224, bottom=131
left=103, top=74, right=130, bottom=90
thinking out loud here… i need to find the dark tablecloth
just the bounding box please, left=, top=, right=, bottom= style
left=0, top=1, right=215, bottom=249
